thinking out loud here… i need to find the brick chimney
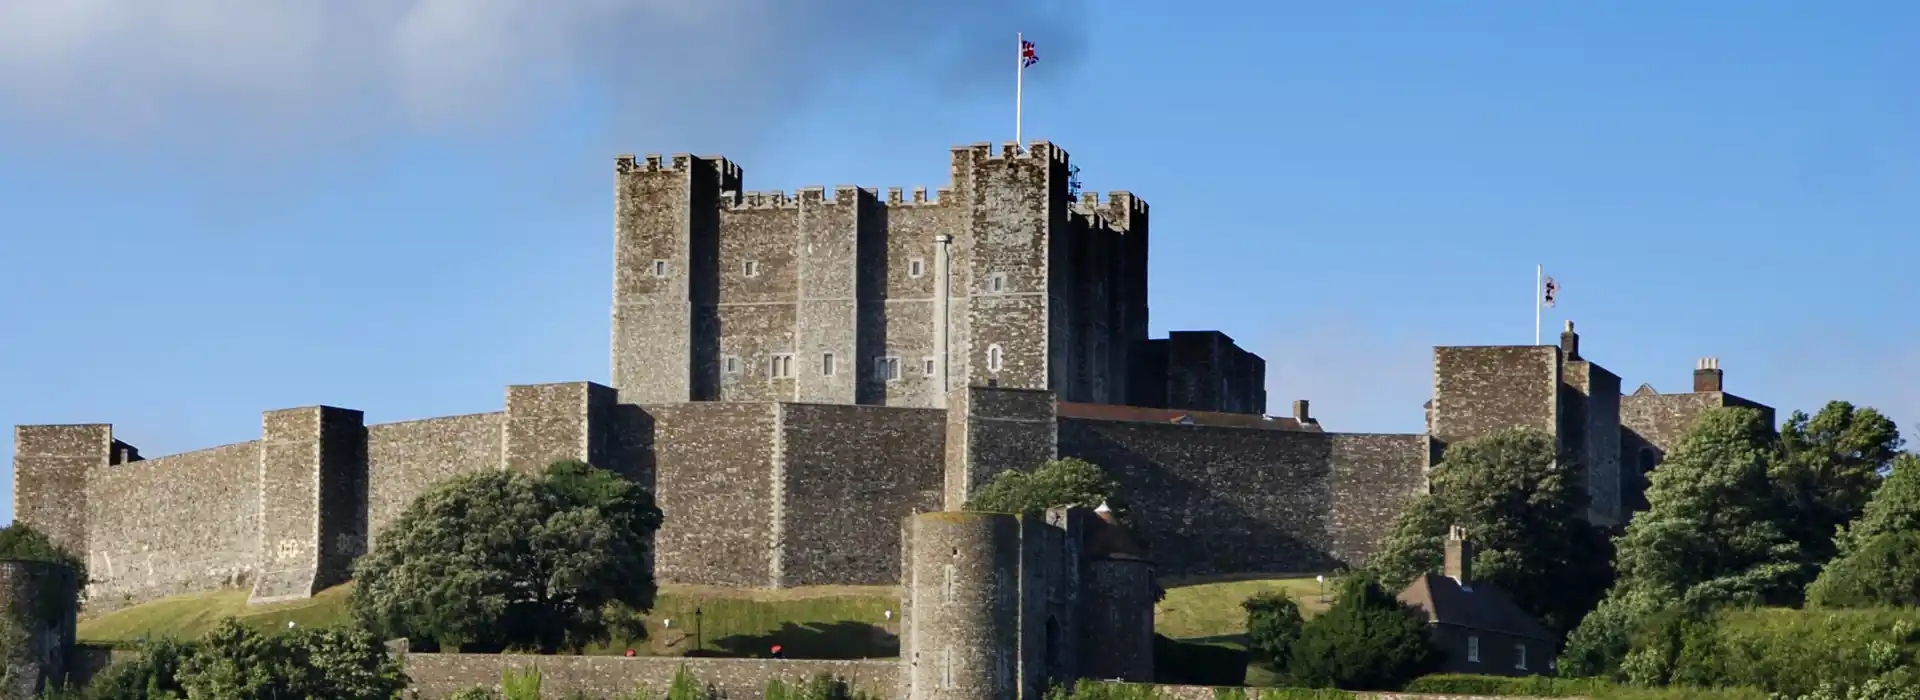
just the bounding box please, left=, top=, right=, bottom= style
left=1444, top=525, right=1474, bottom=585
left=1292, top=399, right=1311, bottom=424
left=1559, top=320, right=1580, bottom=361
left=1693, top=357, right=1723, bottom=393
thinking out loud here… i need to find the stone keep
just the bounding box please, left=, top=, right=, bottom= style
left=9, top=141, right=1775, bottom=614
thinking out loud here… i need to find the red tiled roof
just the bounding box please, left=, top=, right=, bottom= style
left=1055, top=402, right=1322, bottom=432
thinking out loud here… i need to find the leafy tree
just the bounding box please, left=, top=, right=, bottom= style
left=1610, top=407, right=1801, bottom=607
left=1283, top=573, right=1438, bottom=690
left=1365, top=427, right=1611, bottom=634
left=0, top=523, right=86, bottom=593
left=1775, top=402, right=1904, bottom=573
left=351, top=460, right=664, bottom=653
left=1808, top=454, right=1920, bottom=607
left=1242, top=591, right=1305, bottom=670
left=172, top=619, right=406, bottom=700
left=1562, top=407, right=1799, bottom=678
left=79, top=637, right=192, bottom=699
left=965, top=458, right=1131, bottom=526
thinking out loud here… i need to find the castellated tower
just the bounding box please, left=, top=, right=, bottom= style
left=610, top=142, right=1157, bottom=410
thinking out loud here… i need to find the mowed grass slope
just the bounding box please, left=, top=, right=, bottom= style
left=1155, top=576, right=1334, bottom=644
left=78, top=576, right=1327, bottom=663
left=78, top=583, right=900, bottom=659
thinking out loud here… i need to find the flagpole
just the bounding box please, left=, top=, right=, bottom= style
left=1535, top=264, right=1542, bottom=346
left=1016, top=32, right=1025, bottom=145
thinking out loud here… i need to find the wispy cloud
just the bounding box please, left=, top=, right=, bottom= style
left=0, top=0, right=1087, bottom=149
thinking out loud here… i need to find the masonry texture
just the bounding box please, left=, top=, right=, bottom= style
left=0, top=561, right=79, bottom=699
left=11, top=141, right=1771, bottom=618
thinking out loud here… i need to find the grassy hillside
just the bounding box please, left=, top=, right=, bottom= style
left=1156, top=575, right=1333, bottom=643
left=78, top=575, right=1327, bottom=664
left=80, top=583, right=900, bottom=659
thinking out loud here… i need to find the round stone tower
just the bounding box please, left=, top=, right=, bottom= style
left=1078, top=506, right=1156, bottom=682
left=0, top=560, right=79, bottom=698
left=902, top=512, right=1022, bottom=700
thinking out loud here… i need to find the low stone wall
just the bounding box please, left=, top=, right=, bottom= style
left=402, top=653, right=898, bottom=700
left=1137, top=684, right=1575, bottom=700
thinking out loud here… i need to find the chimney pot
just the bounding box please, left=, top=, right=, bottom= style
left=1559, top=320, right=1581, bottom=360
left=1444, top=525, right=1474, bottom=585
left=1692, top=357, right=1724, bottom=393
left=1292, top=399, right=1311, bottom=423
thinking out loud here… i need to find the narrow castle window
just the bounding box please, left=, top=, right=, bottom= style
left=724, top=356, right=741, bottom=375
left=652, top=259, right=668, bottom=278
left=876, top=356, right=901, bottom=382
left=770, top=354, right=794, bottom=379
left=822, top=353, right=836, bottom=377
left=923, top=357, right=937, bottom=376
left=909, top=258, right=926, bottom=278
left=1467, top=635, right=1480, bottom=663
left=944, top=564, right=956, bottom=603
left=942, top=646, right=954, bottom=689
left=989, top=272, right=1007, bottom=293
left=743, top=260, right=760, bottom=277
left=987, top=344, right=1004, bottom=372
left=1515, top=643, right=1528, bottom=670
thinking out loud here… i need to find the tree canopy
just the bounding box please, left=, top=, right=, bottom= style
left=965, top=458, right=1132, bottom=526
left=1806, top=453, right=1920, bottom=607
left=1773, top=402, right=1904, bottom=574
left=1283, top=573, right=1439, bottom=690
left=350, top=460, right=663, bottom=653
left=1365, top=427, right=1611, bottom=634
left=0, top=523, right=86, bottom=591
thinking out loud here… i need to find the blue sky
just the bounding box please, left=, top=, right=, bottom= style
left=3, top=1, right=1916, bottom=523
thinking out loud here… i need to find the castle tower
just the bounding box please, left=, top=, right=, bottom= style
left=609, top=142, right=1155, bottom=410
left=1075, top=506, right=1155, bottom=682
left=0, top=561, right=79, bottom=698
left=902, top=512, right=1024, bottom=700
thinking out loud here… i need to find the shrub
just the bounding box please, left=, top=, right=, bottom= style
left=1151, top=634, right=1247, bottom=685
left=1243, top=591, right=1305, bottom=670
left=765, top=674, right=881, bottom=700
left=1282, top=574, right=1438, bottom=690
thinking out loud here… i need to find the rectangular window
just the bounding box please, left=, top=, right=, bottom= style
left=770, top=354, right=793, bottom=378
left=652, top=259, right=668, bottom=278
left=987, top=344, right=1004, bottom=372
left=923, top=357, right=936, bottom=376
left=1515, top=643, right=1527, bottom=670
left=908, top=258, right=926, bottom=278
left=1467, top=635, right=1480, bottom=663
left=989, top=272, right=1007, bottom=293
left=723, top=356, right=740, bottom=375
left=822, top=353, right=836, bottom=377
left=875, top=356, right=901, bottom=381
left=743, top=260, right=759, bottom=277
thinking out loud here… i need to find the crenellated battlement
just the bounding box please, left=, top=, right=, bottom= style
left=724, top=185, right=874, bottom=209
left=950, top=140, right=1071, bottom=167
left=884, top=186, right=950, bottom=206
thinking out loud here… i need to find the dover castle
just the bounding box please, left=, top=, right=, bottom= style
left=12, top=141, right=1772, bottom=615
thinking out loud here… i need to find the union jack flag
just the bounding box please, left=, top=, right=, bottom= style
left=1021, top=40, right=1038, bottom=68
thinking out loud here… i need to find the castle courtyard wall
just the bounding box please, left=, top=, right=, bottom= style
left=401, top=654, right=899, bottom=700
left=365, top=412, right=506, bottom=547
left=643, top=403, right=781, bottom=587
left=1326, top=433, right=1432, bottom=565
left=773, top=403, right=945, bottom=587
left=83, top=442, right=260, bottom=610
left=1057, top=418, right=1342, bottom=577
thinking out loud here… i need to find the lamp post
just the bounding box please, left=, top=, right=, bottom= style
left=694, top=606, right=704, bottom=654
left=1316, top=574, right=1326, bottom=604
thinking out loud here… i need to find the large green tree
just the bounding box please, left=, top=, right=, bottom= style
left=1365, top=427, right=1611, bottom=635
left=350, top=460, right=663, bottom=653
left=0, top=523, right=86, bottom=592
left=1807, top=453, right=1920, bottom=607
left=1774, top=402, right=1904, bottom=573
left=965, top=458, right=1132, bottom=526
left=1283, top=573, right=1439, bottom=690
left=1561, top=406, right=1799, bottom=677
left=174, top=619, right=408, bottom=700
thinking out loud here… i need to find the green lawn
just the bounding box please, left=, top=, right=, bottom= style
left=78, top=575, right=1328, bottom=669
left=77, top=583, right=900, bottom=659
left=1155, top=575, right=1334, bottom=643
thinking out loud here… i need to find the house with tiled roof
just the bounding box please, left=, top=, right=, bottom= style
left=1395, top=527, right=1558, bottom=677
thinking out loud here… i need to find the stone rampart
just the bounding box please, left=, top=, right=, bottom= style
left=774, top=403, right=945, bottom=587
left=83, top=441, right=260, bottom=610
left=401, top=654, right=898, bottom=700
left=366, top=412, right=505, bottom=547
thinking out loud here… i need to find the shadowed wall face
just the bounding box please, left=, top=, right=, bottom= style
left=775, top=403, right=946, bottom=586
left=401, top=655, right=898, bottom=700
